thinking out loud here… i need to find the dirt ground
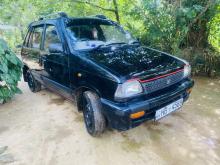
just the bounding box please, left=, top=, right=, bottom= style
left=0, top=77, right=220, bottom=165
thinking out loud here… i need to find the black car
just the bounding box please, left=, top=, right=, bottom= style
left=21, top=12, right=194, bottom=136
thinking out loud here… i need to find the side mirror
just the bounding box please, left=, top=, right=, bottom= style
left=48, top=43, right=63, bottom=53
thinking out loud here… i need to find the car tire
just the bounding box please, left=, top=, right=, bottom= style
left=26, top=70, right=41, bottom=93
left=83, top=91, right=106, bottom=136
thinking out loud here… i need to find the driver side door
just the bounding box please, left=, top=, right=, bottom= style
left=41, top=24, right=71, bottom=99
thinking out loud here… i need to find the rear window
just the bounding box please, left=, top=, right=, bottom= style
left=28, top=26, right=44, bottom=49
left=23, top=29, right=31, bottom=47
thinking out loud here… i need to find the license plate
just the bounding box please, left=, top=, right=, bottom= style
left=155, top=98, right=183, bottom=121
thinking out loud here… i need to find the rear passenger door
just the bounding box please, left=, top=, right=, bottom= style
left=21, top=25, right=44, bottom=81
left=40, top=24, right=71, bottom=97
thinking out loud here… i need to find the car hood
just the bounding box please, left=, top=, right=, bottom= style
left=85, top=45, right=185, bottom=80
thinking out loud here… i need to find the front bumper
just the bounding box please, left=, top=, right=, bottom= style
left=101, top=79, right=194, bottom=131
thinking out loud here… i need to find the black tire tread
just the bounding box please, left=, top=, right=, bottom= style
left=27, top=70, right=41, bottom=93
left=83, top=91, right=106, bottom=136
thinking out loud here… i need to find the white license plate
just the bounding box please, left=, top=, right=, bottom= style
left=155, top=98, right=183, bottom=121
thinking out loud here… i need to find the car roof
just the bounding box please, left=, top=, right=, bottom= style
left=29, top=16, right=113, bottom=28
left=66, top=17, right=114, bottom=26
left=29, top=19, right=58, bottom=27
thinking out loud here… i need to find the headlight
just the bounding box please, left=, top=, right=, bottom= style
left=183, top=64, right=191, bottom=78
left=115, top=80, right=143, bottom=99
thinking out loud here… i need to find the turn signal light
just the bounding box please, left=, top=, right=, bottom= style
left=130, top=111, right=145, bottom=119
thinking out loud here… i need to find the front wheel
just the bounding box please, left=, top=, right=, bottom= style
left=83, top=91, right=106, bottom=136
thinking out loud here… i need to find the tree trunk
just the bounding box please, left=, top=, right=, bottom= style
left=187, top=19, right=209, bottom=48
left=112, top=0, right=120, bottom=24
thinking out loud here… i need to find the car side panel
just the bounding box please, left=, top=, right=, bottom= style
left=68, top=55, right=118, bottom=101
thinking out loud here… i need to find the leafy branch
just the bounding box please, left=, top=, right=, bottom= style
left=188, top=0, right=214, bottom=28
left=0, top=39, right=22, bottom=104
left=70, top=0, right=116, bottom=12
left=67, top=0, right=120, bottom=23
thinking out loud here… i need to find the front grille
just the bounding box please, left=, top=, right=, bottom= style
left=143, top=70, right=184, bottom=93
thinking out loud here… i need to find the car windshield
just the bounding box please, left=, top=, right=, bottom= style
left=66, top=19, right=137, bottom=50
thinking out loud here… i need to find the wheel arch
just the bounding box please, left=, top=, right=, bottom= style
left=23, top=65, right=29, bottom=82
left=74, top=86, right=101, bottom=112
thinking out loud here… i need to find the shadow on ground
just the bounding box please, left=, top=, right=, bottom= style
left=0, top=77, right=220, bottom=165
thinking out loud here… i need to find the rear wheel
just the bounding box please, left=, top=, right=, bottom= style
left=26, top=70, right=41, bottom=93
left=83, top=91, right=106, bottom=136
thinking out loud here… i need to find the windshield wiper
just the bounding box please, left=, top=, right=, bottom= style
left=129, top=40, right=140, bottom=45
left=78, top=38, right=90, bottom=41
left=92, top=44, right=105, bottom=50
left=105, top=42, right=127, bottom=46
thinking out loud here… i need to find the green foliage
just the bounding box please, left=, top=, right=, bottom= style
left=208, top=4, right=220, bottom=53
left=125, top=0, right=220, bottom=76
left=0, top=38, right=22, bottom=103
left=180, top=48, right=220, bottom=77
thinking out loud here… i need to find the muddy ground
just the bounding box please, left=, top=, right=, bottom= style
left=0, top=77, right=220, bottom=165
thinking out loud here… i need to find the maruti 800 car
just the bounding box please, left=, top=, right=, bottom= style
left=21, top=13, right=194, bottom=136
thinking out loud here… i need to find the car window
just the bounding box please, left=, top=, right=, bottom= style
left=29, top=26, right=44, bottom=49
left=68, top=25, right=102, bottom=41
left=23, top=29, right=31, bottom=47
left=67, top=20, right=136, bottom=50
left=100, top=25, right=132, bottom=43
left=44, top=25, right=61, bottom=52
